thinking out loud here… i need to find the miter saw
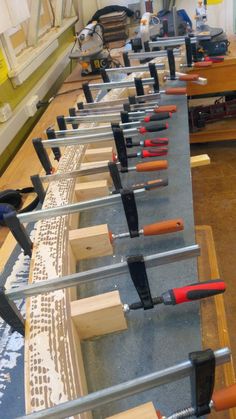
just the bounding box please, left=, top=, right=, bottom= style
left=70, top=21, right=110, bottom=76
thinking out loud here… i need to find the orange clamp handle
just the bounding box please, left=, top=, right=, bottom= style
left=136, top=160, right=168, bottom=172
left=212, top=384, right=236, bottom=411
left=155, top=105, right=177, bottom=113
left=178, top=73, right=200, bottom=81
left=194, top=61, right=212, bottom=68
left=164, top=87, right=187, bottom=95
left=143, top=218, right=184, bottom=236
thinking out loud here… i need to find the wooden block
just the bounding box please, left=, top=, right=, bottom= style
left=69, top=191, right=80, bottom=230
left=75, top=180, right=109, bottom=201
left=79, top=161, right=112, bottom=185
left=106, top=402, right=158, bottom=419
left=89, top=140, right=114, bottom=149
left=71, top=291, right=127, bottom=340
left=190, top=154, right=211, bottom=168
left=84, top=147, right=114, bottom=162
left=69, top=224, right=113, bottom=261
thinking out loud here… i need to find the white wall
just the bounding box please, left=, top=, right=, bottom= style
left=81, top=0, right=234, bottom=34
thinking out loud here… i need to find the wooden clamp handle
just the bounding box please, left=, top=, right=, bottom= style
left=155, top=105, right=177, bottom=113
left=194, top=61, right=212, bottom=68
left=212, top=384, right=236, bottom=411
left=165, top=87, right=187, bottom=95
left=178, top=74, right=200, bottom=81
left=136, top=160, right=168, bottom=172
left=143, top=218, right=184, bottom=236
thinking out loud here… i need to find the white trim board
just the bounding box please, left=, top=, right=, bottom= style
left=0, top=43, right=72, bottom=156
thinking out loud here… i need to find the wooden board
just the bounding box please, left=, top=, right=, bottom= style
left=106, top=402, right=157, bottom=419
left=196, top=225, right=236, bottom=419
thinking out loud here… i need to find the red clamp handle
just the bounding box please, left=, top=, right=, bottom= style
left=212, top=383, right=236, bottom=411
left=139, top=122, right=168, bottom=134
left=136, top=160, right=168, bottom=172
left=155, top=105, right=177, bottom=113
left=144, top=112, right=171, bottom=123
left=178, top=73, right=200, bottom=81
left=141, top=148, right=168, bottom=158
left=171, top=280, right=226, bottom=305
left=193, top=61, right=212, bottom=68
left=164, top=87, right=187, bottom=95
left=144, top=138, right=169, bottom=147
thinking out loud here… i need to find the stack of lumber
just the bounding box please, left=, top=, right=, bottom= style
left=99, top=11, right=128, bottom=42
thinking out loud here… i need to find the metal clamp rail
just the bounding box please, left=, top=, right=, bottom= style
left=17, top=348, right=230, bottom=419
left=6, top=245, right=200, bottom=300
left=149, top=36, right=197, bottom=49
left=77, top=93, right=162, bottom=110
left=105, top=63, right=165, bottom=75
left=126, top=49, right=181, bottom=61
left=3, top=187, right=147, bottom=257
left=17, top=188, right=146, bottom=224
left=85, top=77, right=155, bottom=92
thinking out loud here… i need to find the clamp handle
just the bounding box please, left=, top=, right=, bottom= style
left=139, top=122, right=168, bottom=134
left=212, top=384, right=236, bottom=411
left=165, top=87, right=187, bottom=95
left=144, top=112, right=171, bottom=122
left=144, top=138, right=169, bottom=147
left=136, top=160, right=168, bottom=172
left=141, top=148, right=168, bottom=158
left=194, top=61, right=212, bottom=68
left=155, top=105, right=177, bottom=113
left=143, top=218, right=184, bottom=236
left=178, top=73, right=200, bottom=81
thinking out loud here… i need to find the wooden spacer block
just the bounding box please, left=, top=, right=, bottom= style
left=69, top=224, right=113, bottom=261
left=71, top=291, right=127, bottom=340
left=69, top=191, right=80, bottom=230
left=106, top=402, right=158, bottom=419
left=75, top=180, right=109, bottom=201
left=84, top=147, right=114, bottom=162
left=79, top=161, right=112, bottom=185
left=190, top=154, right=211, bottom=168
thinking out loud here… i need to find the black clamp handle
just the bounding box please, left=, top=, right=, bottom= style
left=185, top=37, right=193, bottom=67
left=120, top=189, right=139, bottom=238
left=69, top=107, right=79, bottom=129
left=112, top=124, right=128, bottom=172
left=189, top=349, right=216, bottom=417
left=46, top=128, right=61, bottom=162
left=127, top=255, right=154, bottom=310
left=167, top=48, right=176, bottom=80
left=108, top=162, right=123, bottom=192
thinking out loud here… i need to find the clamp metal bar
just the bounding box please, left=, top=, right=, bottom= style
left=79, top=93, right=161, bottom=110
left=106, top=63, right=165, bottom=75
left=87, top=77, right=155, bottom=91
left=17, top=348, right=230, bottom=419
left=149, top=37, right=197, bottom=48
left=42, top=131, right=115, bottom=146
left=64, top=109, right=155, bottom=124
left=39, top=164, right=110, bottom=183
left=127, top=49, right=181, bottom=61
left=17, top=188, right=146, bottom=224
left=6, top=245, right=200, bottom=300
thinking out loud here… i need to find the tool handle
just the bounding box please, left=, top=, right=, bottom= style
left=132, top=178, right=168, bottom=191
left=178, top=73, right=200, bottom=81
left=145, top=178, right=168, bottom=190
left=212, top=384, right=236, bottom=411
left=155, top=105, right=177, bottom=113
left=144, top=112, right=171, bottom=122
left=194, top=61, right=212, bottom=68
left=136, top=160, right=168, bottom=172
left=144, top=138, right=169, bottom=147
left=171, top=280, right=226, bottom=305
left=139, top=122, right=168, bottom=134
left=164, top=87, right=187, bottom=95
left=143, top=218, right=184, bottom=236
left=205, top=56, right=224, bottom=63
left=142, top=148, right=168, bottom=158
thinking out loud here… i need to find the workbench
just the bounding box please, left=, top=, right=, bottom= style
left=187, top=36, right=236, bottom=143
left=0, top=65, right=235, bottom=418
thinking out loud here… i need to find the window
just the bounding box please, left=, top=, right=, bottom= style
left=0, top=0, right=78, bottom=85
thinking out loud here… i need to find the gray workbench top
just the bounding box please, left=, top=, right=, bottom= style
left=78, top=92, right=200, bottom=418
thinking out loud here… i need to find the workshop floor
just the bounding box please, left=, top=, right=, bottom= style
left=191, top=140, right=236, bottom=368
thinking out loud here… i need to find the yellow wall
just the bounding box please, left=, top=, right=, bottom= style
left=0, top=26, right=75, bottom=174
